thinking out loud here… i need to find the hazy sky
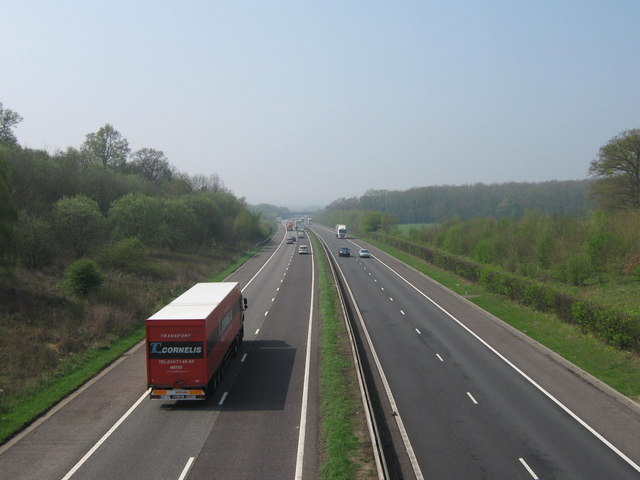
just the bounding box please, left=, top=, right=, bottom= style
left=4, top=1, right=639, bottom=209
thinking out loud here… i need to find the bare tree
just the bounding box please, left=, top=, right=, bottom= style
left=130, top=148, right=174, bottom=181
left=189, top=173, right=229, bottom=193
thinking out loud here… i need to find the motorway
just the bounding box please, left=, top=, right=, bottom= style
left=311, top=224, right=640, bottom=479
left=3, top=220, right=640, bottom=479
left=0, top=224, right=321, bottom=480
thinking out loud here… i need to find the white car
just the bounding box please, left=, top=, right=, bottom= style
left=358, top=248, right=371, bottom=258
left=298, top=245, right=309, bottom=254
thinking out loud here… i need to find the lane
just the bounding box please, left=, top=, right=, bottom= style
left=313, top=225, right=640, bottom=479
left=0, top=225, right=320, bottom=480
left=187, top=240, right=317, bottom=479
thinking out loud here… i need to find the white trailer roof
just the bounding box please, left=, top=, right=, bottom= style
left=147, top=282, right=238, bottom=321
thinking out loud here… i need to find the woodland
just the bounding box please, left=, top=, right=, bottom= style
left=0, top=105, right=270, bottom=425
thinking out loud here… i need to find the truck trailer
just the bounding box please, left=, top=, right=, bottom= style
left=146, top=282, right=247, bottom=400
left=335, top=224, right=347, bottom=238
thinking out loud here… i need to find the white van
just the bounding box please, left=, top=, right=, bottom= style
left=298, top=245, right=309, bottom=254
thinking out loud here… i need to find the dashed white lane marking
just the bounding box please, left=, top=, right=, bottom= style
left=466, top=392, right=478, bottom=404
left=415, top=328, right=421, bottom=335
left=436, top=354, right=444, bottom=362
left=218, top=392, right=229, bottom=406
left=178, top=457, right=195, bottom=480
left=519, top=457, right=539, bottom=479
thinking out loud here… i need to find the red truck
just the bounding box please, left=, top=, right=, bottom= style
left=146, top=282, right=247, bottom=400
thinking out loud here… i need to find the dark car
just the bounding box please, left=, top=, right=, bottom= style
left=338, top=246, right=351, bottom=257
left=286, top=237, right=296, bottom=244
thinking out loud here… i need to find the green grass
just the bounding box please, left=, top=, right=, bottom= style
left=366, top=238, right=640, bottom=402
left=396, top=223, right=436, bottom=234
left=0, top=247, right=260, bottom=445
left=209, top=247, right=261, bottom=281
left=0, top=324, right=145, bottom=443
left=312, top=234, right=371, bottom=480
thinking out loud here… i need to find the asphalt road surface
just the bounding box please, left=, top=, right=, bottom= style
left=312, top=224, right=640, bottom=480
left=0, top=225, right=321, bottom=480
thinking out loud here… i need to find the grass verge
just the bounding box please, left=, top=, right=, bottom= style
left=0, top=324, right=144, bottom=443
left=313, top=234, right=374, bottom=480
left=0, top=247, right=260, bottom=445
left=366, top=238, right=640, bottom=403
left=209, top=247, right=261, bottom=281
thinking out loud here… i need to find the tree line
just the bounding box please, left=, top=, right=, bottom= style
left=324, top=180, right=593, bottom=224
left=0, top=103, right=268, bottom=287
left=322, top=128, right=640, bottom=225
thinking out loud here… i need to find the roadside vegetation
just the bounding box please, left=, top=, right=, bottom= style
left=318, top=128, right=640, bottom=402
left=0, top=248, right=259, bottom=444
left=312, top=233, right=375, bottom=480
left=0, top=104, right=273, bottom=444
left=365, top=239, right=640, bottom=402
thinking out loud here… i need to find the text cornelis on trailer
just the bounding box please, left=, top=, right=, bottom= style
left=148, top=342, right=204, bottom=359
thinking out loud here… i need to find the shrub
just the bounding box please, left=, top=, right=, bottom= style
left=98, top=237, right=151, bottom=274
left=14, top=211, right=56, bottom=269
left=64, top=258, right=103, bottom=297
left=558, top=252, right=592, bottom=286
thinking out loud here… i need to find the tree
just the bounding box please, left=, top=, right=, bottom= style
left=53, top=195, right=106, bottom=258
left=108, top=193, right=163, bottom=246
left=158, top=197, right=198, bottom=250
left=589, top=129, right=640, bottom=209
left=81, top=124, right=130, bottom=169
left=0, top=103, right=23, bottom=146
left=190, top=173, right=229, bottom=193
left=0, top=146, right=17, bottom=275
left=130, top=148, right=173, bottom=181
left=64, top=258, right=103, bottom=297
left=15, top=211, right=56, bottom=269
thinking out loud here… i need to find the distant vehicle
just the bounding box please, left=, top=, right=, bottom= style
left=358, top=248, right=371, bottom=258
left=297, top=231, right=305, bottom=238
left=298, top=245, right=309, bottom=254
left=286, top=237, right=295, bottom=244
left=286, top=222, right=294, bottom=231
left=335, top=224, right=347, bottom=238
left=338, top=246, right=351, bottom=257
left=146, top=282, right=247, bottom=400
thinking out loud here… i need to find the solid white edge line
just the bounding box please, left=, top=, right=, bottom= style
left=374, top=255, right=640, bottom=473
left=61, top=389, right=149, bottom=480
left=60, top=229, right=286, bottom=480
left=333, top=250, right=425, bottom=480
left=178, top=457, right=195, bottom=480
left=519, top=457, right=539, bottom=479
left=240, top=230, right=288, bottom=291
left=294, top=237, right=315, bottom=480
